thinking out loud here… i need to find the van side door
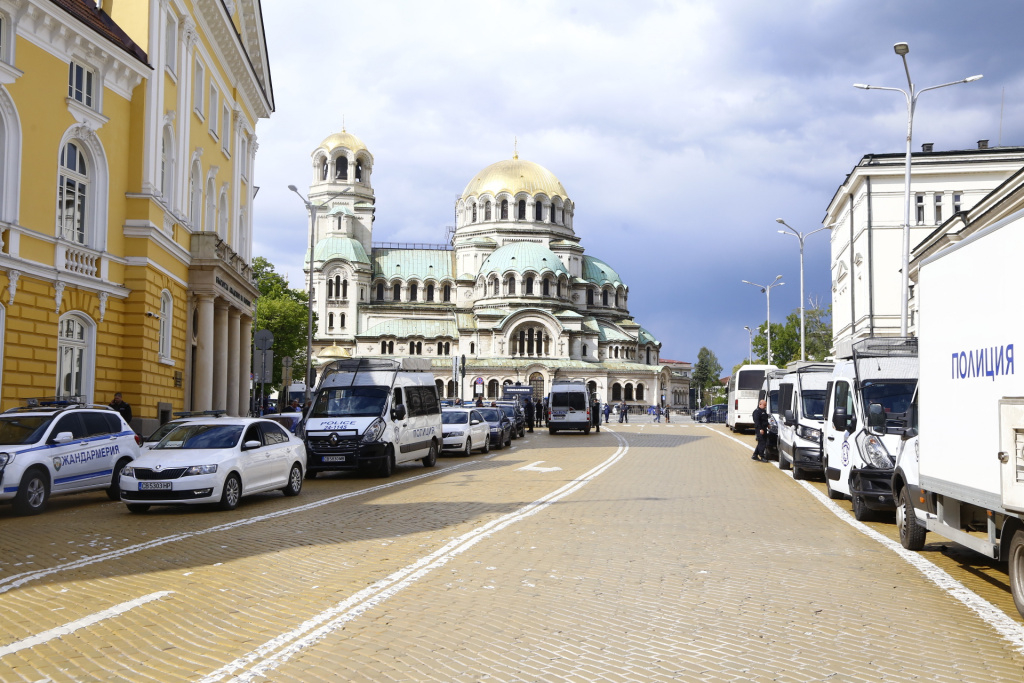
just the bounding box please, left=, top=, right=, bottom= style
left=825, top=379, right=855, bottom=493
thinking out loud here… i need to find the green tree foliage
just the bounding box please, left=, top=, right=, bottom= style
left=692, top=347, right=723, bottom=406
left=750, top=304, right=832, bottom=366
left=253, top=257, right=314, bottom=385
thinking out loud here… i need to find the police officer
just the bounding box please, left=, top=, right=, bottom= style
left=525, top=396, right=535, bottom=433
left=591, top=395, right=601, bottom=433
left=752, top=399, right=770, bottom=462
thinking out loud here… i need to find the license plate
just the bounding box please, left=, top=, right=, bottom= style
left=139, top=482, right=171, bottom=491
left=553, top=411, right=566, bottom=417
left=322, top=455, right=346, bottom=462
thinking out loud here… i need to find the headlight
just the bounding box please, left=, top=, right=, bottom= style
left=121, top=465, right=135, bottom=477
left=797, top=425, right=822, bottom=441
left=442, top=430, right=464, bottom=438
left=856, top=432, right=893, bottom=468
left=0, top=452, right=10, bottom=467
left=183, top=464, right=218, bottom=476
left=362, top=418, right=386, bottom=443
left=489, top=426, right=501, bottom=433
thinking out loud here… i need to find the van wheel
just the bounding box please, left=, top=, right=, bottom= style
left=219, top=474, right=242, bottom=511
left=107, top=457, right=132, bottom=501
left=792, top=464, right=806, bottom=480
left=1009, top=530, right=1024, bottom=617
left=584, top=425, right=591, bottom=434
left=897, top=488, right=926, bottom=550
left=13, top=468, right=49, bottom=516
left=378, top=448, right=395, bottom=478
left=282, top=464, right=303, bottom=496
left=126, top=503, right=150, bottom=513
left=852, top=493, right=874, bottom=522
left=777, top=453, right=791, bottom=471
left=422, top=441, right=438, bottom=468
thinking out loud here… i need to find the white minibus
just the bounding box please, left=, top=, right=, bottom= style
left=726, top=364, right=777, bottom=432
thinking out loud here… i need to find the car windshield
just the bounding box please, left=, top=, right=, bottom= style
left=145, top=420, right=187, bottom=443
left=499, top=405, right=516, bottom=417
left=155, top=424, right=243, bottom=450
left=0, top=416, right=52, bottom=445
left=309, top=386, right=388, bottom=418
left=861, top=381, right=916, bottom=416
left=442, top=411, right=469, bottom=424
left=477, top=408, right=503, bottom=422
left=801, top=390, right=827, bottom=420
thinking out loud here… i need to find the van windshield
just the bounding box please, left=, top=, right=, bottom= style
left=738, top=370, right=766, bottom=391
left=801, top=390, right=826, bottom=420
left=551, top=392, right=586, bottom=410
left=861, top=381, right=915, bottom=416
left=0, top=416, right=52, bottom=445
left=309, top=386, right=388, bottom=418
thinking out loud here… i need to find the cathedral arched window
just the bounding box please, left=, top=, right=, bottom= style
left=517, top=200, right=526, bottom=220
left=500, top=200, right=508, bottom=219
left=443, top=284, right=451, bottom=302
left=328, top=312, right=335, bottom=328
left=625, top=384, right=634, bottom=401
left=615, top=291, right=620, bottom=307
left=437, top=342, right=443, bottom=355
left=557, top=281, right=562, bottom=297
left=334, top=275, right=341, bottom=297
left=388, top=341, right=394, bottom=354
left=444, top=342, right=450, bottom=355
left=612, top=383, right=622, bottom=401
left=355, top=159, right=363, bottom=182
left=542, top=279, right=550, bottom=296
left=587, top=289, right=594, bottom=306
left=487, top=379, right=498, bottom=399
left=484, top=201, right=491, bottom=221
left=426, top=284, right=434, bottom=302
left=491, top=278, right=499, bottom=296
left=376, top=282, right=385, bottom=301
left=534, top=201, right=543, bottom=221
left=341, top=313, right=346, bottom=328
left=393, top=283, right=401, bottom=301
left=342, top=279, right=348, bottom=299
left=320, top=160, right=328, bottom=181
left=327, top=279, right=334, bottom=299
left=602, top=290, right=609, bottom=306
left=646, top=348, right=651, bottom=364
left=335, top=157, right=347, bottom=180
left=472, top=203, right=477, bottom=223
left=506, top=278, right=515, bottom=295
left=614, top=347, right=619, bottom=358
left=410, top=282, right=418, bottom=302
left=525, top=277, right=534, bottom=295
left=582, top=344, right=588, bottom=357
left=637, top=383, right=645, bottom=400
left=551, top=206, right=558, bottom=224
left=470, top=342, right=475, bottom=354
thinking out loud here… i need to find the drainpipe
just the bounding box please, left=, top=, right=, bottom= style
left=867, top=176, right=874, bottom=337
left=849, top=193, right=856, bottom=340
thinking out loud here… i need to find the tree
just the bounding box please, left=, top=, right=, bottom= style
left=253, top=257, right=314, bottom=385
left=749, top=303, right=832, bottom=366
left=692, top=347, right=723, bottom=406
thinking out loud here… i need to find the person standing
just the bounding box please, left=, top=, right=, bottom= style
left=109, top=392, right=132, bottom=423
left=536, top=399, right=544, bottom=427
left=752, top=398, right=770, bottom=461
left=654, top=405, right=661, bottom=423
left=525, top=396, right=535, bottom=433
left=603, top=402, right=611, bottom=424
left=591, top=395, right=601, bottom=433
left=665, top=405, right=671, bottom=423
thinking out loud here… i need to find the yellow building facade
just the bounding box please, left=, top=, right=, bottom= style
left=0, top=0, right=273, bottom=434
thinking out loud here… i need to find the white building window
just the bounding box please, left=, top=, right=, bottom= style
left=68, top=61, right=95, bottom=108
left=58, top=142, right=88, bottom=244
left=193, top=58, right=204, bottom=118
left=953, top=193, right=962, bottom=214
left=934, top=194, right=943, bottom=224
left=164, top=13, right=178, bottom=75
left=57, top=313, right=94, bottom=402
left=915, top=194, right=925, bottom=224
left=159, top=290, right=173, bottom=361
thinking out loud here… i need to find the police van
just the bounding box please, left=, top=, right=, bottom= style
left=302, top=358, right=442, bottom=478
left=0, top=399, right=142, bottom=515
left=775, top=363, right=833, bottom=480
left=547, top=380, right=592, bottom=434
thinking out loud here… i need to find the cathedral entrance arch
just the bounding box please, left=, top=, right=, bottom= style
left=529, top=372, right=544, bottom=400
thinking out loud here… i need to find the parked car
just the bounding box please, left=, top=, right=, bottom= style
left=708, top=404, right=728, bottom=423
left=119, top=417, right=306, bottom=512
left=693, top=407, right=711, bottom=423
left=475, top=407, right=513, bottom=450
left=441, top=408, right=490, bottom=455
left=0, top=401, right=142, bottom=515
left=495, top=401, right=526, bottom=438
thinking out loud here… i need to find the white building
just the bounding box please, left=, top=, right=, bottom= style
left=301, top=129, right=676, bottom=406
left=824, top=141, right=1024, bottom=356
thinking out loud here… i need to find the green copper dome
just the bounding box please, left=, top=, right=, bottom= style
left=479, top=242, right=569, bottom=277
left=308, top=236, right=370, bottom=265
left=581, top=255, right=623, bottom=287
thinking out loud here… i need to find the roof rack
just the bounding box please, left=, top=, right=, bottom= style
left=852, top=337, right=918, bottom=359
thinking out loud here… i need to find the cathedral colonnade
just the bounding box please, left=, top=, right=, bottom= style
left=189, top=293, right=253, bottom=415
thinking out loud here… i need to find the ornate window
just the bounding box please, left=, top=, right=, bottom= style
left=376, top=282, right=385, bottom=300
left=159, top=291, right=173, bottom=361
left=472, top=203, right=477, bottom=223
left=443, top=284, right=451, bottom=302
left=587, top=289, right=594, bottom=306
left=320, top=159, right=328, bottom=181
left=491, top=278, right=499, bottom=296
left=355, top=159, right=363, bottom=182
left=381, top=340, right=387, bottom=354
left=57, top=142, right=88, bottom=244
left=68, top=61, right=95, bottom=108
left=487, top=379, right=498, bottom=398
left=327, top=279, right=334, bottom=299
left=636, top=383, right=645, bottom=400
left=534, top=201, right=543, bottom=221
left=611, top=383, right=622, bottom=401
left=410, top=282, right=418, bottom=301
left=602, top=290, right=608, bottom=306
left=507, top=277, right=515, bottom=295
left=335, top=156, right=347, bottom=180
left=500, top=200, right=508, bottom=220
left=484, top=201, right=491, bottom=220
left=57, top=313, right=94, bottom=402
left=646, top=348, right=651, bottom=364
left=342, top=279, right=348, bottom=299
left=470, top=342, right=475, bottom=354
left=542, top=279, right=550, bottom=296
left=393, top=282, right=401, bottom=301
left=340, top=313, right=346, bottom=328
left=426, top=284, right=434, bottom=302
left=328, top=312, right=335, bottom=328
left=525, top=277, right=534, bottom=295
left=517, top=200, right=526, bottom=220
left=625, top=383, right=634, bottom=401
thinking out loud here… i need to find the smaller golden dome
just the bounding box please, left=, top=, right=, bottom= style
left=315, top=344, right=350, bottom=365
left=462, top=158, right=568, bottom=200
left=319, top=130, right=369, bottom=154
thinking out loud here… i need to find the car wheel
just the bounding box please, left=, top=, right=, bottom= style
left=792, top=463, right=806, bottom=480
left=377, top=448, right=395, bottom=477
left=1009, top=530, right=1024, bottom=618
left=422, top=441, right=438, bottom=468
left=107, top=456, right=132, bottom=501
left=505, top=432, right=512, bottom=448
left=464, top=438, right=473, bottom=457
left=282, top=463, right=303, bottom=496
left=219, top=473, right=242, bottom=511
left=481, top=435, right=490, bottom=454
left=126, top=503, right=150, bottom=513
left=13, top=468, right=49, bottom=516
left=519, top=427, right=525, bottom=438
left=852, top=493, right=874, bottom=522
left=897, top=488, right=926, bottom=550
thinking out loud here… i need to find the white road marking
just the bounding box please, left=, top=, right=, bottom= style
left=0, top=459, right=489, bottom=596
left=703, top=425, right=1024, bottom=654
left=200, top=432, right=630, bottom=683
left=0, top=591, right=173, bottom=658
left=517, top=461, right=562, bottom=473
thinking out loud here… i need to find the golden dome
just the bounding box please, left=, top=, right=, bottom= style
left=318, top=130, right=368, bottom=154
left=314, top=344, right=350, bottom=365
left=461, top=158, right=568, bottom=200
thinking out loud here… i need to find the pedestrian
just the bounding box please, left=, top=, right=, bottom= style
left=654, top=405, right=661, bottom=423
left=665, top=406, right=671, bottom=423
left=109, top=392, right=132, bottom=423
left=603, top=402, right=611, bottom=424
left=285, top=399, right=300, bottom=413
left=454, top=397, right=463, bottom=406
left=752, top=398, right=770, bottom=461
left=525, top=396, right=535, bottom=433
left=591, top=395, right=601, bottom=433
left=535, top=399, right=544, bottom=427
left=475, top=396, right=484, bottom=407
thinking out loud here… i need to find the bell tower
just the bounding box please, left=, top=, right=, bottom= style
left=308, top=128, right=376, bottom=254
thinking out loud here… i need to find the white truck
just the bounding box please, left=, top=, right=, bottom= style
left=822, top=338, right=918, bottom=520
left=892, top=210, right=1024, bottom=617
left=775, top=363, right=833, bottom=480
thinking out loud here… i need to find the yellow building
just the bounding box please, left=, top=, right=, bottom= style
left=0, top=0, right=273, bottom=433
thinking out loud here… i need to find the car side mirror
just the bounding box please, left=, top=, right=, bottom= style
left=868, top=402, right=886, bottom=433
left=783, top=409, right=796, bottom=425
left=243, top=440, right=262, bottom=449
left=832, top=406, right=848, bottom=432
left=392, top=404, right=407, bottom=421
left=51, top=431, right=75, bottom=444
left=471, top=419, right=481, bottom=425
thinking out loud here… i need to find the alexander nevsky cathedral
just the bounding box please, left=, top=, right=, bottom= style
left=302, top=128, right=675, bottom=406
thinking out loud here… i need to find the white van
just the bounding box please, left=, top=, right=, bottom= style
left=760, top=372, right=784, bottom=460
left=547, top=380, right=592, bottom=434
left=302, top=358, right=442, bottom=478
left=775, top=363, right=833, bottom=480
left=727, top=364, right=777, bottom=432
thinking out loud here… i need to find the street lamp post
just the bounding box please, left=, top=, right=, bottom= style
left=288, top=184, right=352, bottom=405
left=776, top=219, right=829, bottom=361
left=742, top=276, right=784, bottom=364
left=855, top=42, right=981, bottom=336
left=743, top=325, right=753, bottom=363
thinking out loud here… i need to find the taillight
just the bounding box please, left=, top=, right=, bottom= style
left=734, top=399, right=738, bottom=409
left=134, top=434, right=143, bottom=446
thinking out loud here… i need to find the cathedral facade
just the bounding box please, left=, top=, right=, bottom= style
left=302, top=129, right=670, bottom=407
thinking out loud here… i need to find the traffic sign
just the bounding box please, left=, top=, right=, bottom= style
left=254, top=329, right=274, bottom=351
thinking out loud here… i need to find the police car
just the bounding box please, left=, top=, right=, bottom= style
left=0, top=399, right=142, bottom=515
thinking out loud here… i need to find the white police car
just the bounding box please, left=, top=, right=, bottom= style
left=0, top=400, right=141, bottom=515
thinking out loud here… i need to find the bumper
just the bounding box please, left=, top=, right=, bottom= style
left=442, top=435, right=469, bottom=451
left=793, top=445, right=823, bottom=471
left=120, top=473, right=219, bottom=504
left=850, top=467, right=895, bottom=510
left=306, top=440, right=387, bottom=473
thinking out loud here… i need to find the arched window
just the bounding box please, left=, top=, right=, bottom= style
left=588, top=381, right=597, bottom=397
left=491, top=278, right=499, bottom=296
left=487, top=379, right=499, bottom=398
left=205, top=178, right=216, bottom=234
left=335, top=156, right=347, bottom=180
left=443, top=284, right=451, bottom=302
left=410, top=282, right=418, bottom=301
left=525, top=277, right=534, bottom=295
left=393, top=283, right=401, bottom=300
left=355, top=159, right=363, bottom=182
left=328, top=312, right=335, bottom=328
left=470, top=342, right=475, bottom=353
left=557, top=281, right=562, bottom=297
left=320, top=159, right=328, bottom=181
left=58, top=142, right=88, bottom=244
left=381, top=341, right=388, bottom=354
left=612, top=383, right=622, bottom=401
left=426, top=284, right=434, bottom=302
left=388, top=341, right=394, bottom=354
left=625, top=384, right=634, bottom=401
left=646, top=348, right=651, bottom=364
left=582, top=344, right=588, bottom=357
left=57, top=313, right=94, bottom=402
left=159, top=291, right=173, bottom=361
left=327, top=279, right=334, bottom=299
left=447, top=380, right=455, bottom=398
left=340, top=313, right=346, bottom=328
left=587, top=289, right=594, bottom=306
left=551, top=205, right=558, bottom=224
left=614, top=347, right=619, bottom=358
left=218, top=191, right=228, bottom=240
left=507, top=278, right=516, bottom=295
left=500, top=199, right=508, bottom=220
left=342, top=279, right=348, bottom=299
left=615, top=291, right=620, bottom=307
left=484, top=201, right=491, bottom=221
left=334, top=275, right=341, bottom=298
left=534, top=201, right=543, bottom=221
left=444, top=342, right=450, bottom=355
left=542, top=279, right=550, bottom=296
left=517, top=200, right=526, bottom=220
left=602, top=290, right=609, bottom=306
left=472, top=203, right=477, bottom=222
left=637, top=383, right=645, bottom=400
left=376, top=282, right=385, bottom=301
left=437, top=342, right=444, bottom=355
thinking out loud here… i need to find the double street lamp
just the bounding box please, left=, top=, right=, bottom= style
left=776, top=218, right=828, bottom=361
left=742, top=275, right=784, bottom=364
left=854, top=42, right=982, bottom=336
left=288, top=184, right=352, bottom=405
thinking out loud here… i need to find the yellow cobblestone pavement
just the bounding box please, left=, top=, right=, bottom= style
left=0, top=422, right=1022, bottom=681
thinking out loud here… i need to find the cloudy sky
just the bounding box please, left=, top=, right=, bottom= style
left=251, top=0, right=1024, bottom=370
